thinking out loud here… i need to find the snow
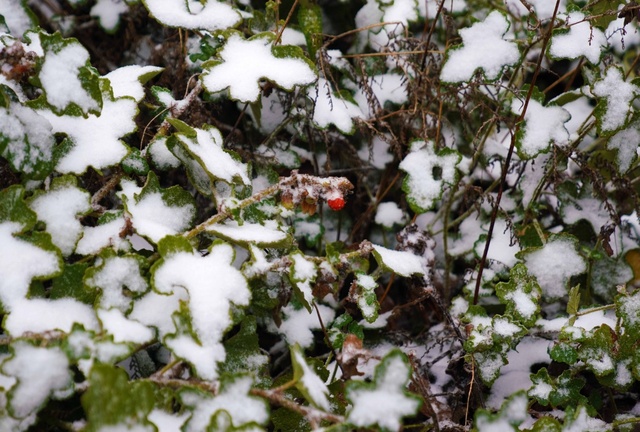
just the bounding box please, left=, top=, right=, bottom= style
left=372, top=244, right=425, bottom=277
left=549, top=12, right=607, bottom=64
left=474, top=219, right=519, bottom=267
left=440, top=11, right=520, bottom=83
left=75, top=215, right=131, bottom=255
left=4, top=298, right=98, bottom=335
left=358, top=135, right=394, bottom=169
left=278, top=303, right=335, bottom=348
left=39, top=41, right=99, bottom=113
left=352, top=73, right=408, bottom=118
left=147, top=409, right=188, bottom=432
left=143, top=0, right=241, bottom=31
left=201, top=33, right=316, bottom=103
left=29, top=184, right=91, bottom=256
left=0, top=221, right=60, bottom=309
left=129, top=287, right=189, bottom=338
left=375, top=202, right=404, bottom=228
left=511, top=97, right=570, bottom=158
left=97, top=308, right=154, bottom=344
left=208, top=220, right=287, bottom=246
left=592, top=67, right=638, bottom=133
left=173, top=127, right=250, bottom=185
left=148, top=137, right=181, bottom=169
left=505, top=0, right=566, bottom=20
left=40, top=95, right=137, bottom=174
left=522, top=237, right=587, bottom=300
left=152, top=242, right=250, bottom=380
left=91, top=0, right=129, bottom=32
left=105, top=65, right=163, bottom=102
left=504, top=286, right=537, bottom=320
left=0, top=0, right=34, bottom=37
left=119, top=179, right=195, bottom=244
left=86, top=255, right=148, bottom=312
left=3, top=343, right=71, bottom=418
left=399, top=140, right=459, bottom=212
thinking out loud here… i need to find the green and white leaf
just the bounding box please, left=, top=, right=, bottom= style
left=291, top=344, right=331, bottom=411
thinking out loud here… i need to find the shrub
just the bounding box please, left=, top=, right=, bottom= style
left=1, top=0, right=640, bottom=430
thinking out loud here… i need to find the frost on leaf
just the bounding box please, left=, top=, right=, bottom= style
left=180, top=375, right=268, bottom=431
left=0, top=101, right=55, bottom=179
left=119, top=171, right=196, bottom=244
left=512, top=96, right=570, bottom=159
left=291, top=344, right=331, bottom=411
left=142, top=0, right=241, bottom=31
left=168, top=122, right=251, bottom=194
left=39, top=83, right=137, bottom=174
left=519, top=234, right=586, bottom=300
left=549, top=12, right=607, bottom=64
left=35, top=32, right=101, bottom=115
left=28, top=176, right=91, bottom=256
left=592, top=67, right=639, bottom=135
left=346, top=349, right=421, bottom=431
left=440, top=11, right=520, bottom=83
left=152, top=236, right=250, bottom=380
left=3, top=342, right=71, bottom=420
left=399, top=140, right=460, bottom=213
left=201, top=32, right=316, bottom=103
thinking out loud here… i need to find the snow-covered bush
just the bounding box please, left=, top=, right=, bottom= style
left=2, top=0, right=640, bottom=430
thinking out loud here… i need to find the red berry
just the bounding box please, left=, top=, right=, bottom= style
left=327, top=197, right=345, bottom=211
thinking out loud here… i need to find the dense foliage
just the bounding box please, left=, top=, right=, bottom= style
left=2, top=0, right=640, bottom=430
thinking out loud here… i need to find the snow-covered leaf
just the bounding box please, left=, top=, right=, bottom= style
left=495, top=263, right=542, bottom=327
left=399, top=140, right=460, bottom=213
left=512, top=94, right=570, bottom=159
left=167, top=122, right=251, bottom=194
left=371, top=244, right=425, bottom=277
left=592, top=67, right=639, bottom=135
left=518, top=234, right=587, bottom=300
left=142, top=0, right=241, bottom=31
left=351, top=272, right=379, bottom=323
left=201, top=32, right=316, bottom=103
left=0, top=100, right=55, bottom=179
left=474, top=391, right=528, bottom=431
left=104, top=65, right=163, bottom=103
left=180, top=375, right=268, bottom=431
left=151, top=236, right=250, bottom=380
left=289, top=252, right=317, bottom=310
left=346, top=349, right=421, bottom=431
left=38, top=81, right=137, bottom=174
left=28, top=175, right=91, bottom=256
left=549, top=12, right=607, bottom=64
left=291, top=344, right=331, bottom=411
left=119, top=171, right=196, bottom=244
left=440, top=11, right=520, bottom=83
left=305, top=78, right=363, bottom=134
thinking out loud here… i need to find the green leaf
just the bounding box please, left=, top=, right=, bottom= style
left=345, top=349, right=421, bottom=431
left=529, top=368, right=587, bottom=408
left=0, top=185, right=37, bottom=228
left=577, top=324, right=616, bottom=378
left=587, top=0, right=625, bottom=30
left=220, top=316, right=270, bottom=385
left=567, top=285, right=581, bottom=317
left=297, top=4, right=323, bottom=58
left=50, top=262, right=96, bottom=304
left=82, top=363, right=155, bottom=431
left=289, top=251, right=317, bottom=311
left=549, top=341, right=579, bottom=365
left=528, top=416, right=562, bottom=432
